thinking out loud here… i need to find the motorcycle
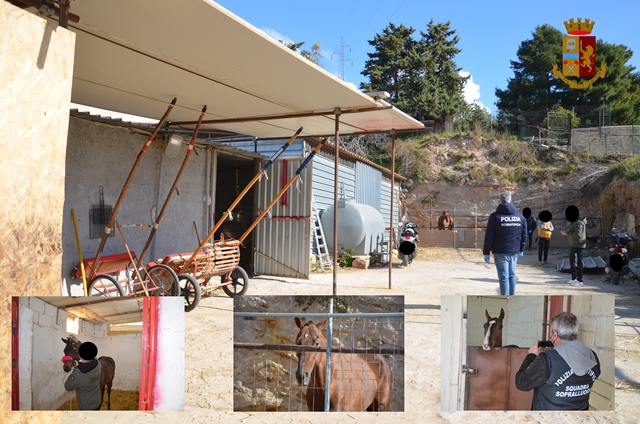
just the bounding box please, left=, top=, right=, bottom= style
left=606, top=231, right=632, bottom=285
left=398, top=222, right=419, bottom=267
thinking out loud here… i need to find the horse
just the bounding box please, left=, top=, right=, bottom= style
left=482, top=308, right=504, bottom=351
left=438, top=211, right=454, bottom=230
left=293, top=317, right=392, bottom=412
left=62, top=336, right=116, bottom=410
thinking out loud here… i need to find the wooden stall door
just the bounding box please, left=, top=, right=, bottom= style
left=465, top=347, right=533, bottom=410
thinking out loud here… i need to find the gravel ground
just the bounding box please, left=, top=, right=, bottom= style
left=62, top=247, right=640, bottom=424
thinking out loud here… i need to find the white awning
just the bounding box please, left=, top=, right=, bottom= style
left=63, top=0, right=424, bottom=138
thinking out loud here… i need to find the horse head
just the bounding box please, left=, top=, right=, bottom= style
left=482, top=308, right=504, bottom=351
left=294, top=317, right=327, bottom=387
left=61, top=336, right=81, bottom=372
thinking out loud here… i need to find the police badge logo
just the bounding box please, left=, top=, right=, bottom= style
left=552, top=18, right=607, bottom=89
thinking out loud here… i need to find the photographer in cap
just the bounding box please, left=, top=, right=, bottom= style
left=63, top=339, right=102, bottom=410
left=515, top=312, right=601, bottom=410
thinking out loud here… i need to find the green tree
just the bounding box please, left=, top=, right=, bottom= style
left=496, top=24, right=640, bottom=125
left=283, top=41, right=324, bottom=67
left=360, top=23, right=418, bottom=109
left=360, top=21, right=467, bottom=121
left=410, top=20, right=468, bottom=121
left=495, top=25, right=564, bottom=115
left=454, top=103, right=492, bottom=133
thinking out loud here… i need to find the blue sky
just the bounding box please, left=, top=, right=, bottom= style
left=216, top=0, right=640, bottom=116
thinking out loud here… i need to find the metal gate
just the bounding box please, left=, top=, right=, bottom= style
left=464, top=346, right=533, bottom=410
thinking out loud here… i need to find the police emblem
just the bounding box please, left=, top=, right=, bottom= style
left=552, top=18, right=607, bottom=89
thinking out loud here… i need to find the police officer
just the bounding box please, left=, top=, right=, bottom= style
left=482, top=191, right=527, bottom=296
left=515, top=312, right=601, bottom=410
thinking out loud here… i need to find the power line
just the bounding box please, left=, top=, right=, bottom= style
left=341, top=0, right=359, bottom=37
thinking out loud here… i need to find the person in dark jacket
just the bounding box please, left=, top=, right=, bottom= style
left=482, top=191, right=527, bottom=296
left=560, top=205, right=587, bottom=286
left=63, top=341, right=102, bottom=410
left=522, top=207, right=537, bottom=251
left=515, top=312, right=601, bottom=410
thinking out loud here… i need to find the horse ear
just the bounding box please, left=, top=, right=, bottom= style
left=485, top=310, right=491, bottom=320
left=317, top=318, right=328, bottom=330
left=294, top=317, right=304, bottom=328
left=499, top=308, right=505, bottom=320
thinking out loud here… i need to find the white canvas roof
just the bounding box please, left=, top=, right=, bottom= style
left=63, top=0, right=424, bottom=138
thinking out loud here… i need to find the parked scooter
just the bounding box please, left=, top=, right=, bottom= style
left=398, top=222, right=419, bottom=267
left=606, top=231, right=632, bottom=285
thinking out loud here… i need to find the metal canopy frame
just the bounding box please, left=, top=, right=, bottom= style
left=14, top=0, right=423, bottom=292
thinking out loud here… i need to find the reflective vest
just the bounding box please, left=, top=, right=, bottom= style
left=532, top=349, right=600, bottom=410
left=538, top=222, right=552, bottom=239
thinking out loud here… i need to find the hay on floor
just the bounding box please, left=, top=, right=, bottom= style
left=58, top=389, right=139, bottom=410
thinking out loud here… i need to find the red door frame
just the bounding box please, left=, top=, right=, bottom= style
left=11, top=297, right=19, bottom=410
left=139, top=296, right=159, bottom=410
left=547, top=295, right=566, bottom=340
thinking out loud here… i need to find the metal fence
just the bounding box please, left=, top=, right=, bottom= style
left=233, top=312, right=404, bottom=412
left=410, top=209, right=604, bottom=249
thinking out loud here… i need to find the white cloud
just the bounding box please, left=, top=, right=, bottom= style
left=460, top=71, right=491, bottom=114
left=261, top=27, right=294, bottom=45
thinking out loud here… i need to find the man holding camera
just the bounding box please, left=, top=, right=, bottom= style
left=515, top=312, right=601, bottom=410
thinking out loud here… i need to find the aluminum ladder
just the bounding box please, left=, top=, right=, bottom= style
left=311, top=197, right=333, bottom=272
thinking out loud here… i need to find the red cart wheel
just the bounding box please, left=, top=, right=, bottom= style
left=88, top=274, right=124, bottom=297
left=222, top=266, right=249, bottom=297
left=146, top=264, right=180, bottom=296
left=179, top=274, right=201, bottom=312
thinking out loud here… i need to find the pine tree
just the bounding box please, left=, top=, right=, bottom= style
left=360, top=21, right=467, bottom=122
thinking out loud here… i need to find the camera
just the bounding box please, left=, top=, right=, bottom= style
left=538, top=340, right=553, bottom=349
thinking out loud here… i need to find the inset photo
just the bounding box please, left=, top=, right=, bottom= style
left=10, top=296, right=184, bottom=411
left=233, top=295, right=404, bottom=412
left=441, top=294, right=614, bottom=411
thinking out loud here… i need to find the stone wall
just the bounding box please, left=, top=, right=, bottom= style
left=572, top=126, right=640, bottom=157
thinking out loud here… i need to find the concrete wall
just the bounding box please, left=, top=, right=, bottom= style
left=468, top=296, right=543, bottom=348
left=1, top=3, right=75, bottom=422
left=572, top=126, right=640, bottom=156
left=154, top=297, right=185, bottom=411
left=61, top=117, right=212, bottom=295
left=504, top=296, right=546, bottom=348
left=18, top=297, right=141, bottom=410
left=569, top=294, right=615, bottom=410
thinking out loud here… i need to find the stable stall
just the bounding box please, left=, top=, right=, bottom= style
left=12, top=296, right=183, bottom=411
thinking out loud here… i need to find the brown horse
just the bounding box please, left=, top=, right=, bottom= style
left=62, top=336, right=116, bottom=410
left=294, top=318, right=392, bottom=411
left=438, top=211, right=454, bottom=230
left=482, top=308, right=504, bottom=351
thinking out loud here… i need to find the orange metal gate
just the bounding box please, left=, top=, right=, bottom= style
left=464, top=346, right=533, bottom=410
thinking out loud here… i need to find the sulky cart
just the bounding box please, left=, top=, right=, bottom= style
left=150, top=236, right=248, bottom=311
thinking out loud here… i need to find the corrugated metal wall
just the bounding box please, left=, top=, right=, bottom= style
left=310, top=153, right=356, bottom=209
left=355, top=161, right=381, bottom=210
left=217, top=138, right=307, bottom=159
left=381, top=178, right=401, bottom=243
left=253, top=159, right=312, bottom=278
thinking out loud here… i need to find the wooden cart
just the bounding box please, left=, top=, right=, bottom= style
left=151, top=236, right=249, bottom=311
left=74, top=252, right=179, bottom=297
